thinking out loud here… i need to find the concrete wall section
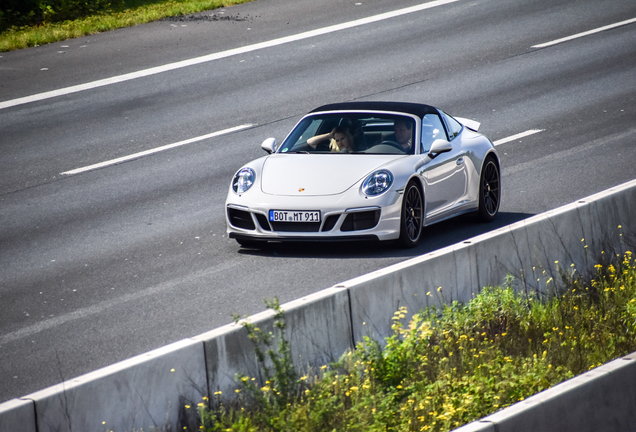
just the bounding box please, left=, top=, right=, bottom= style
left=346, top=218, right=554, bottom=344
left=22, top=338, right=206, bottom=432
left=469, top=202, right=591, bottom=295
left=195, top=286, right=353, bottom=394
left=0, top=398, right=37, bottom=432
left=582, top=181, right=636, bottom=260
left=509, top=181, right=635, bottom=292
left=469, top=182, right=633, bottom=296
left=346, top=243, right=482, bottom=344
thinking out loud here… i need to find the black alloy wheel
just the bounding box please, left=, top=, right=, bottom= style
left=478, top=157, right=500, bottom=222
left=399, top=182, right=424, bottom=247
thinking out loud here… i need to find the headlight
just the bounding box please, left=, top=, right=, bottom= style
left=362, top=170, right=393, bottom=196
left=232, top=167, right=256, bottom=194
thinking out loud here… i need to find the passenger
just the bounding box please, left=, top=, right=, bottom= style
left=307, top=126, right=354, bottom=153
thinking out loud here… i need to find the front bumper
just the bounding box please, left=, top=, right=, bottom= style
left=225, top=188, right=403, bottom=243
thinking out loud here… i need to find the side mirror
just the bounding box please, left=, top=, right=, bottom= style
left=261, top=137, right=277, bottom=154
left=427, top=139, right=452, bottom=158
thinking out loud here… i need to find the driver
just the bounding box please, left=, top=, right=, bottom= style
left=393, top=118, right=413, bottom=152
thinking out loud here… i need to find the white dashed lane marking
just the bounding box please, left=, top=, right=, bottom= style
left=60, top=124, right=254, bottom=175
left=532, top=17, right=636, bottom=49
left=493, top=130, right=543, bottom=146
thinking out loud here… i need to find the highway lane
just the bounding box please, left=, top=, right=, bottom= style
left=1, top=0, right=636, bottom=403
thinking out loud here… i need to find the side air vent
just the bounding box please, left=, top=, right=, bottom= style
left=321, top=215, right=340, bottom=232
left=340, top=210, right=380, bottom=232
left=255, top=213, right=272, bottom=231
left=227, top=208, right=255, bottom=230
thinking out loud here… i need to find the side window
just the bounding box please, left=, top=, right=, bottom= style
left=420, top=114, right=447, bottom=153
left=441, top=111, right=463, bottom=140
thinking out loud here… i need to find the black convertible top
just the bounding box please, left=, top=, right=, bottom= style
left=310, top=101, right=438, bottom=118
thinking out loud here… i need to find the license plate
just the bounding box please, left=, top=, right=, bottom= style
left=269, top=210, right=321, bottom=223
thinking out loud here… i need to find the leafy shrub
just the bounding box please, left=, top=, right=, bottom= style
left=0, top=0, right=251, bottom=51
left=0, top=0, right=123, bottom=32
left=192, top=250, right=635, bottom=431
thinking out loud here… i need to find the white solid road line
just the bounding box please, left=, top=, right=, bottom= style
left=532, top=17, right=636, bottom=49
left=0, top=0, right=461, bottom=111
left=60, top=124, right=254, bottom=175
left=493, top=129, right=543, bottom=146
left=61, top=126, right=542, bottom=176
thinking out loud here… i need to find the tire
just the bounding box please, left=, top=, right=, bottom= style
left=477, top=156, right=500, bottom=222
left=398, top=181, right=424, bottom=248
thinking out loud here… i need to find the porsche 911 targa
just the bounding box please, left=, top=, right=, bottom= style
left=225, top=101, right=500, bottom=248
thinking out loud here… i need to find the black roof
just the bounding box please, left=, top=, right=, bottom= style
left=310, top=101, right=438, bottom=117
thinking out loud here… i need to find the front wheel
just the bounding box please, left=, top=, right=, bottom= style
left=398, top=182, right=424, bottom=248
left=477, top=157, right=500, bottom=222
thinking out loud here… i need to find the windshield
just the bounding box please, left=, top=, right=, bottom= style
left=278, top=113, right=416, bottom=155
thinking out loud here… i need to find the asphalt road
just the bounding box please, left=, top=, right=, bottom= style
left=1, top=0, right=635, bottom=403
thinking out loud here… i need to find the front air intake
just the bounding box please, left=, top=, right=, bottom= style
left=340, top=210, right=380, bottom=232
left=227, top=208, right=255, bottom=230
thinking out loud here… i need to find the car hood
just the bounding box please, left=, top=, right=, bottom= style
left=261, top=154, right=404, bottom=196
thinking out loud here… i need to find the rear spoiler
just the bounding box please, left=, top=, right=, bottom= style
left=454, top=117, right=481, bottom=132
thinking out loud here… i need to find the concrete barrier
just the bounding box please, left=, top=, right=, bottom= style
left=1, top=179, right=634, bottom=431
left=0, top=399, right=36, bottom=432
left=194, top=286, right=353, bottom=395
left=22, top=339, right=207, bottom=432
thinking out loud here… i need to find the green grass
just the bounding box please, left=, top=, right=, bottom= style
left=0, top=0, right=254, bottom=52
left=192, top=250, right=636, bottom=431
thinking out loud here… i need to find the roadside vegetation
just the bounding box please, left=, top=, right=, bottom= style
left=0, top=0, right=253, bottom=52
left=190, top=248, right=636, bottom=431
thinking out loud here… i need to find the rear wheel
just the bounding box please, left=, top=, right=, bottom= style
left=477, top=157, right=500, bottom=222
left=398, top=181, right=424, bottom=248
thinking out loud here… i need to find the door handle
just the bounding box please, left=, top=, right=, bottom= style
left=456, top=157, right=464, bottom=166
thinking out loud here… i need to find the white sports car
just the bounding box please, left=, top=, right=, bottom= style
left=225, top=102, right=500, bottom=248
